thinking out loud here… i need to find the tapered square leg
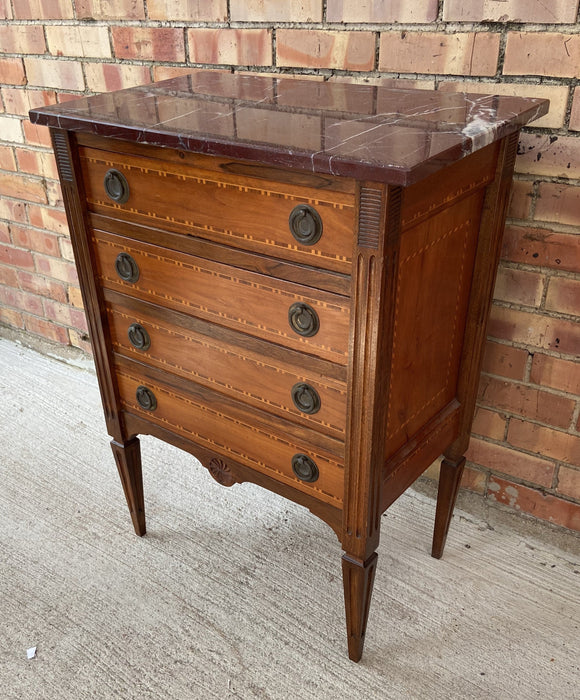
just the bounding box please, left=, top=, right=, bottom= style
left=431, top=455, right=465, bottom=559
left=110, top=437, right=146, bottom=536
left=342, top=552, right=378, bottom=662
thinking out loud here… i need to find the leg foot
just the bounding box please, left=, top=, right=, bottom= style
left=341, top=552, right=378, bottom=662
left=431, top=455, right=465, bottom=559
left=111, top=437, right=146, bottom=536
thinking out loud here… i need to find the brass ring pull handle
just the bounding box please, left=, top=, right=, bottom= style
left=291, top=383, right=321, bottom=415
left=115, top=252, right=139, bottom=283
left=291, top=454, right=319, bottom=483
left=136, top=385, right=157, bottom=411
left=104, top=168, right=130, bottom=204
left=289, top=204, right=323, bottom=245
left=288, top=302, right=319, bottom=337
left=128, top=323, right=151, bottom=351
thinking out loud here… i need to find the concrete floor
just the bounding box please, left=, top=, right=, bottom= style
left=1, top=333, right=579, bottom=699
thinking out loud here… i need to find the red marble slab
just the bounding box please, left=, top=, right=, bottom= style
left=29, top=70, right=548, bottom=186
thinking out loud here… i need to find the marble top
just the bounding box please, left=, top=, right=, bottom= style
left=30, top=71, right=548, bottom=186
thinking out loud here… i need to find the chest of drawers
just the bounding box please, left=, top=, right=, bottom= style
left=31, top=72, right=547, bottom=661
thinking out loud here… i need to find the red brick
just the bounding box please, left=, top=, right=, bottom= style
left=327, top=0, right=437, bottom=22
left=10, top=225, right=60, bottom=257
left=27, top=205, right=69, bottom=235
left=0, top=261, right=18, bottom=285
left=0, top=199, right=26, bottom=223
left=231, top=0, right=322, bottom=21
left=0, top=115, right=24, bottom=144
left=0, top=58, right=26, bottom=85
left=0, top=0, right=13, bottom=19
left=46, top=25, right=111, bottom=59
left=570, top=87, right=580, bottom=132
left=482, top=340, right=528, bottom=381
left=43, top=298, right=88, bottom=331
left=504, top=32, right=580, bottom=78
left=0, top=172, right=46, bottom=203
left=0, top=244, right=34, bottom=270
left=84, top=63, right=151, bottom=94
left=461, top=465, right=488, bottom=494
left=488, top=306, right=580, bottom=355
left=152, top=66, right=198, bottom=82
left=557, top=466, right=580, bottom=501
left=507, top=179, right=534, bottom=220
left=0, top=307, right=23, bottom=328
left=149, top=0, right=226, bottom=20
left=545, top=277, right=580, bottom=317
left=467, top=437, right=555, bottom=487
left=472, top=407, right=507, bottom=441
left=34, top=253, right=79, bottom=284
left=0, top=223, right=10, bottom=245
left=0, top=25, right=46, bottom=54
left=17, top=270, right=67, bottom=303
left=534, top=183, right=580, bottom=227
left=493, top=266, right=544, bottom=307
left=68, top=327, right=92, bottom=354
left=379, top=31, right=499, bottom=76
left=1, top=88, right=57, bottom=117
left=516, top=133, right=580, bottom=179
left=76, top=0, right=144, bottom=19
left=56, top=92, right=83, bottom=103
left=15, top=148, right=59, bottom=180
left=23, top=313, right=69, bottom=344
left=24, top=58, right=85, bottom=91
left=0, top=145, right=16, bottom=171
left=444, top=0, right=579, bottom=23
left=46, top=180, right=63, bottom=207
left=59, top=237, right=74, bottom=262
left=530, top=354, right=580, bottom=394
left=508, top=419, right=580, bottom=465
left=502, top=225, right=580, bottom=274
left=0, top=285, right=44, bottom=315
left=67, top=285, right=84, bottom=309
left=478, top=375, right=575, bottom=429
left=489, top=476, right=580, bottom=529
left=188, top=29, right=272, bottom=67
left=112, top=27, right=185, bottom=62
left=22, top=120, right=52, bottom=148
left=278, top=30, right=375, bottom=71
left=13, top=0, right=73, bottom=18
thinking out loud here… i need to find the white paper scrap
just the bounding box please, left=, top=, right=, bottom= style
left=27, top=646, right=37, bottom=660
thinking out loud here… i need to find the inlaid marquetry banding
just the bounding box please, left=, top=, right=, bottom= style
left=83, top=154, right=353, bottom=266
left=400, top=175, right=490, bottom=230
left=386, top=218, right=473, bottom=439
left=111, top=309, right=347, bottom=434
left=97, top=238, right=349, bottom=358
left=52, top=131, right=73, bottom=182
left=84, top=155, right=352, bottom=208
left=358, top=187, right=383, bottom=248
left=117, top=369, right=343, bottom=506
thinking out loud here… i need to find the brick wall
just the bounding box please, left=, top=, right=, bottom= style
left=0, top=1, right=578, bottom=531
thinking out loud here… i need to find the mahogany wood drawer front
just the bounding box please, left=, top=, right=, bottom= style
left=105, top=294, right=347, bottom=438
left=115, top=360, right=344, bottom=508
left=92, top=229, right=350, bottom=364
left=79, top=146, right=355, bottom=274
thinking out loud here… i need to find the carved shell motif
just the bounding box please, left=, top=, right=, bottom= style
left=207, top=457, right=237, bottom=487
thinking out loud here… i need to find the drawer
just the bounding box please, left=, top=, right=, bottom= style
left=79, top=146, right=355, bottom=274
left=106, top=294, right=347, bottom=438
left=93, top=229, right=350, bottom=364
left=115, top=363, right=344, bottom=508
